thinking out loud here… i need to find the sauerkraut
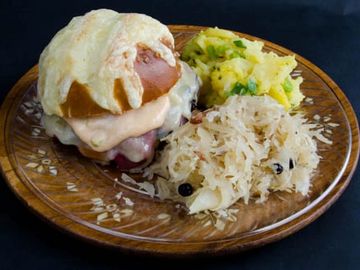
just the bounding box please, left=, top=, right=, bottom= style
left=146, top=96, right=321, bottom=214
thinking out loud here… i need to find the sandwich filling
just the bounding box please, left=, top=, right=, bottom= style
left=42, top=62, right=199, bottom=165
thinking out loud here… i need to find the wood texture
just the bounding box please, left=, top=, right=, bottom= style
left=0, top=25, right=359, bottom=256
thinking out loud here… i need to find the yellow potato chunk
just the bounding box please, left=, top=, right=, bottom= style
left=181, top=27, right=305, bottom=109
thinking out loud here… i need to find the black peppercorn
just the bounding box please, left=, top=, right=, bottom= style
left=289, top=158, right=294, bottom=170
left=273, top=163, right=284, bottom=175
left=178, top=183, right=193, bottom=197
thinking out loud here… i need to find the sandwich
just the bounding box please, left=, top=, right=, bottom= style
left=38, top=9, right=199, bottom=170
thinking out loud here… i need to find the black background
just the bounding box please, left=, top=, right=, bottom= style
left=0, top=0, right=359, bottom=269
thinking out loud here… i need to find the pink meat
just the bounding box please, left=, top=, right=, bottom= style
left=113, top=130, right=157, bottom=170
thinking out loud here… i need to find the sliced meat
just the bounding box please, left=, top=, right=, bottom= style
left=113, top=154, right=146, bottom=170
left=113, top=129, right=157, bottom=170
left=116, top=130, right=157, bottom=162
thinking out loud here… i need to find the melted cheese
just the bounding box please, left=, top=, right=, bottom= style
left=65, top=95, right=170, bottom=152
left=159, top=62, right=200, bottom=135
left=39, top=10, right=176, bottom=116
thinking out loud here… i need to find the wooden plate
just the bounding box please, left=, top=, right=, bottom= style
left=0, top=25, right=359, bottom=256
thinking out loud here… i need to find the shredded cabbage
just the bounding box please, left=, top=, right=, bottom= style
left=147, top=96, right=321, bottom=214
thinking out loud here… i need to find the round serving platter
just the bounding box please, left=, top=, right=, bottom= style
left=0, top=25, right=359, bottom=256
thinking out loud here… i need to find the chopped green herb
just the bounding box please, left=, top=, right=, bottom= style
left=247, top=79, right=257, bottom=95
left=229, top=51, right=245, bottom=59
left=229, top=79, right=257, bottom=97
left=233, top=39, right=246, bottom=48
left=282, top=77, right=293, bottom=93
left=215, top=45, right=228, bottom=57
left=207, top=45, right=217, bottom=59
left=230, top=82, right=247, bottom=96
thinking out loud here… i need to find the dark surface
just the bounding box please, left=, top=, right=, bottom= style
left=0, top=0, right=359, bottom=269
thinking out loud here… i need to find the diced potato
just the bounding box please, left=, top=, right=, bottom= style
left=243, top=40, right=264, bottom=63
left=181, top=27, right=304, bottom=109
left=251, top=53, right=297, bottom=94
left=203, top=27, right=238, bottom=39
left=269, top=86, right=291, bottom=110
left=210, top=58, right=253, bottom=96
left=286, top=77, right=304, bottom=107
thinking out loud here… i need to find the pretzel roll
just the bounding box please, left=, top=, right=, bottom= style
left=38, top=9, right=180, bottom=118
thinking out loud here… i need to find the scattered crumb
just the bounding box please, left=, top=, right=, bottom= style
left=106, top=204, right=117, bottom=212
left=36, top=165, right=44, bottom=173
left=113, top=213, right=121, bottom=222
left=25, top=162, right=38, bottom=168
left=34, top=112, right=42, bottom=119
left=323, top=116, right=331, bottom=122
left=157, top=213, right=171, bottom=221
left=194, top=213, right=208, bottom=220
left=137, top=181, right=155, bottom=197
left=328, top=123, right=339, bottom=127
left=96, top=212, right=108, bottom=224
left=32, top=127, right=41, bottom=136
left=214, top=219, right=226, bottom=231
left=37, top=149, right=46, bottom=156
left=304, top=97, right=314, bottom=104
left=115, top=192, right=123, bottom=200
left=66, top=182, right=78, bottom=192
left=325, top=129, right=333, bottom=134
left=91, top=198, right=104, bottom=207
left=313, top=132, right=332, bottom=145
left=121, top=173, right=137, bottom=185
left=121, top=173, right=156, bottom=197
left=119, top=209, right=133, bottom=217
left=23, top=101, right=32, bottom=108
left=92, top=206, right=105, bottom=213
left=313, top=114, right=321, bottom=121
left=142, top=167, right=153, bottom=179
left=123, top=197, right=134, bottom=207
left=41, top=159, right=51, bottom=165
left=203, top=220, right=212, bottom=227
left=48, top=166, right=58, bottom=176
left=113, top=177, right=119, bottom=187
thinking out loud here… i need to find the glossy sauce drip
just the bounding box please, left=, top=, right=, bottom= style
left=61, top=81, right=109, bottom=118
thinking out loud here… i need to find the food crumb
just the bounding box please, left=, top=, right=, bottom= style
left=96, top=212, right=108, bottom=224
left=119, top=209, right=133, bottom=217
left=313, top=114, right=321, bottom=121
left=123, top=197, right=134, bottom=207
left=66, top=182, right=78, bottom=192
left=115, top=192, right=123, bottom=200
left=157, top=213, right=171, bottom=221
left=328, top=123, right=339, bottom=128
left=113, top=213, right=121, bottom=222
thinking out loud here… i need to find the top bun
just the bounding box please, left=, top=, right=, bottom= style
left=38, top=9, right=180, bottom=118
